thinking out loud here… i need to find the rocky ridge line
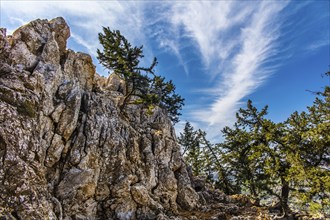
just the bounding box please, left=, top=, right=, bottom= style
left=0, top=17, right=272, bottom=220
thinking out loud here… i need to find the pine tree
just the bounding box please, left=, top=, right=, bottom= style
left=217, top=94, right=330, bottom=215
left=285, top=86, right=330, bottom=214
left=219, top=100, right=294, bottom=212
left=178, top=122, right=204, bottom=176
left=178, top=122, right=196, bottom=156
left=198, top=131, right=235, bottom=194
left=97, top=27, right=184, bottom=123
left=178, top=122, right=234, bottom=193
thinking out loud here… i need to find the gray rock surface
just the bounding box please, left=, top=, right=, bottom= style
left=0, top=17, right=198, bottom=220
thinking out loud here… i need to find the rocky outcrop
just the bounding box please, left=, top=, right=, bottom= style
left=0, top=17, right=200, bottom=220
left=0, top=18, right=272, bottom=220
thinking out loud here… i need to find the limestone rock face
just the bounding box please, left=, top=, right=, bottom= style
left=0, top=17, right=199, bottom=220
left=0, top=18, right=271, bottom=220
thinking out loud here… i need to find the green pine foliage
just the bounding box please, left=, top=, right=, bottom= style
left=97, top=27, right=184, bottom=124
left=285, top=86, right=330, bottom=214
left=218, top=93, right=330, bottom=215
left=178, top=122, right=205, bottom=176
left=182, top=86, right=329, bottom=216
left=220, top=101, right=272, bottom=203
left=178, top=122, right=235, bottom=194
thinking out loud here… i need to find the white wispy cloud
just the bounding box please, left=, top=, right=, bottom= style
left=169, top=2, right=254, bottom=73
left=306, top=38, right=329, bottom=51
left=158, top=37, right=190, bottom=76
left=70, top=32, right=98, bottom=57
left=161, top=1, right=288, bottom=138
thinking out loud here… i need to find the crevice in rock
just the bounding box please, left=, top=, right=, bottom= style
left=10, top=211, right=19, bottom=219
left=59, top=52, right=68, bottom=72
left=80, top=92, right=89, bottom=113
left=81, top=114, right=89, bottom=157
left=54, top=127, right=78, bottom=190
left=51, top=196, right=63, bottom=220
left=0, top=135, right=7, bottom=165
left=26, top=58, right=40, bottom=74
left=151, top=135, right=156, bottom=156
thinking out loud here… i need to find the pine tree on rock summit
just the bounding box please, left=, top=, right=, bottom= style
left=97, top=27, right=184, bottom=123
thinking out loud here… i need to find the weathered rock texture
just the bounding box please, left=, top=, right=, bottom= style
left=0, top=18, right=271, bottom=220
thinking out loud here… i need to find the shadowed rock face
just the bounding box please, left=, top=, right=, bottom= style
left=0, top=17, right=199, bottom=220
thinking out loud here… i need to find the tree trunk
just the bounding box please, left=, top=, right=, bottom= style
left=280, top=178, right=290, bottom=215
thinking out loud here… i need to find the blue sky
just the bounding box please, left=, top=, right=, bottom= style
left=1, top=1, right=329, bottom=140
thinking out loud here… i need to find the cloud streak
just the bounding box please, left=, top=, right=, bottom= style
left=158, top=1, right=288, bottom=138
left=306, top=38, right=329, bottom=51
